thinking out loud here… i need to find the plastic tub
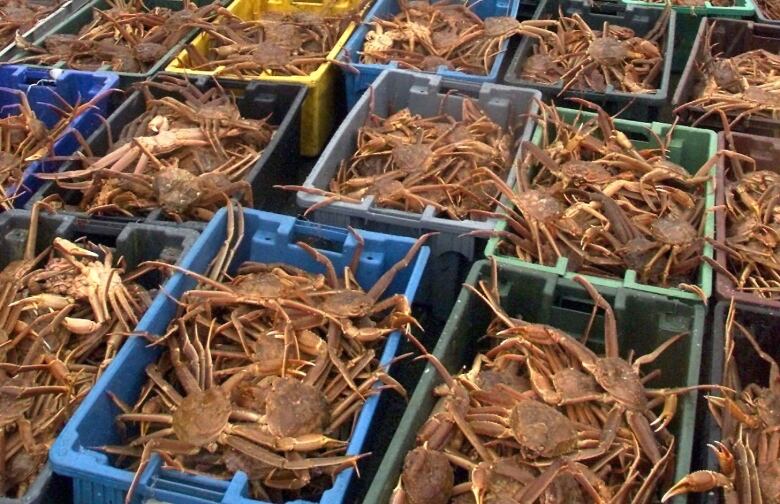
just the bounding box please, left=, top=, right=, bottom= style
left=673, top=17, right=780, bottom=136
left=698, top=301, right=780, bottom=504
left=296, top=69, right=540, bottom=263
left=0, top=65, right=117, bottom=209
left=166, top=0, right=370, bottom=156
left=621, top=0, right=754, bottom=71
left=1, top=0, right=220, bottom=87
left=28, top=74, right=307, bottom=230
left=504, top=0, right=675, bottom=122
left=0, top=0, right=90, bottom=59
left=49, top=207, right=430, bottom=504
left=0, top=208, right=200, bottom=504
left=754, top=0, right=780, bottom=23
left=484, top=106, right=716, bottom=302
left=339, top=0, right=524, bottom=110
left=714, top=131, right=780, bottom=308
left=363, top=259, right=705, bottom=504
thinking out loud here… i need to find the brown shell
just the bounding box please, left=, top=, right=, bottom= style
left=172, top=387, right=231, bottom=446
left=509, top=399, right=578, bottom=458
left=590, top=357, right=647, bottom=411
left=265, top=377, right=329, bottom=438
left=588, top=37, right=629, bottom=66
left=650, top=216, right=698, bottom=246
left=401, top=447, right=454, bottom=504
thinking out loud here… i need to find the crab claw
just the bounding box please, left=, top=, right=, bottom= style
left=651, top=394, right=677, bottom=432
left=661, top=470, right=733, bottom=502
left=709, top=441, right=735, bottom=475
left=53, top=237, right=98, bottom=258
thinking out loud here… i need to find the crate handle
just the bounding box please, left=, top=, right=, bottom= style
left=290, top=221, right=349, bottom=253
left=588, top=1, right=627, bottom=16
left=437, top=83, right=480, bottom=100
left=557, top=296, right=597, bottom=315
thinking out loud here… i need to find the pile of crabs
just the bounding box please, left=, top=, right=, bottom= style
left=99, top=205, right=430, bottom=502
left=486, top=100, right=714, bottom=296
left=0, top=201, right=152, bottom=497
left=41, top=76, right=275, bottom=222
left=392, top=263, right=779, bottom=504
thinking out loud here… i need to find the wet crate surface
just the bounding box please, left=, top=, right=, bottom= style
left=503, top=0, right=675, bottom=121
left=166, top=0, right=371, bottom=156
left=49, top=207, right=430, bottom=504
left=484, top=106, right=717, bottom=302
left=339, top=0, right=523, bottom=109
left=29, top=74, right=306, bottom=229
left=296, top=69, right=540, bottom=263
left=364, top=259, right=705, bottom=504
left=0, top=208, right=199, bottom=504
left=0, top=66, right=117, bottom=209
left=714, top=131, right=780, bottom=309
left=673, top=17, right=780, bottom=136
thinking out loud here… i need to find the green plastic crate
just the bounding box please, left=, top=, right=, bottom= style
left=363, top=259, right=705, bottom=504
left=620, top=0, right=755, bottom=71
left=484, top=107, right=716, bottom=303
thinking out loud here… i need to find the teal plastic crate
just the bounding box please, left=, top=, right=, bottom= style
left=364, top=259, right=705, bottom=504
left=484, top=106, right=717, bottom=302
left=620, top=0, right=755, bottom=71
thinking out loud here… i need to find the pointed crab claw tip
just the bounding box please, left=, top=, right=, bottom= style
left=53, top=237, right=98, bottom=258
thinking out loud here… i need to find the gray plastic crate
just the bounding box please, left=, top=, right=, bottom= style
left=504, top=0, right=675, bottom=122
left=296, top=69, right=540, bottom=262
left=0, top=208, right=200, bottom=504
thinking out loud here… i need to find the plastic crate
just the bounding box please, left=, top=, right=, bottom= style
left=0, top=208, right=199, bottom=504
left=0, top=65, right=117, bottom=209
left=1, top=0, right=220, bottom=87
left=754, top=0, right=780, bottom=22
left=339, top=0, right=524, bottom=110
left=621, top=0, right=754, bottom=71
left=297, top=69, right=540, bottom=261
left=713, top=131, right=780, bottom=309
left=673, top=17, right=780, bottom=136
left=363, top=259, right=705, bottom=504
left=0, top=0, right=90, bottom=59
left=484, top=106, right=716, bottom=302
left=165, top=0, right=369, bottom=156
left=503, top=0, right=675, bottom=122
left=49, top=207, right=430, bottom=504
left=28, top=74, right=307, bottom=230
left=698, top=301, right=780, bottom=504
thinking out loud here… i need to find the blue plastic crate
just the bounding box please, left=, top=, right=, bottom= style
left=49, top=207, right=430, bottom=504
left=340, top=0, right=523, bottom=109
left=0, top=66, right=117, bottom=208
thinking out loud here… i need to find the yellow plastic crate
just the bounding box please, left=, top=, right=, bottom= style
left=166, top=0, right=365, bottom=156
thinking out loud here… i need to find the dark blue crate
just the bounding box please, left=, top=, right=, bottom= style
left=49, top=207, right=430, bottom=504
left=0, top=66, right=117, bottom=208
left=340, top=0, right=523, bottom=109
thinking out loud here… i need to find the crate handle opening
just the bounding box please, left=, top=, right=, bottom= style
left=291, top=222, right=347, bottom=253
left=588, top=1, right=626, bottom=17
left=437, top=85, right=480, bottom=102
left=623, top=128, right=651, bottom=143
left=558, top=296, right=598, bottom=316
